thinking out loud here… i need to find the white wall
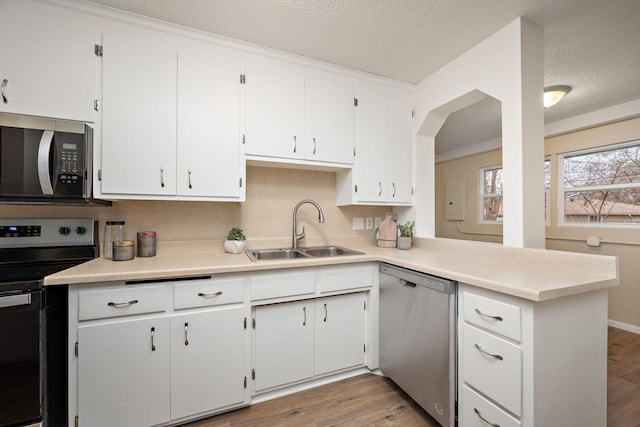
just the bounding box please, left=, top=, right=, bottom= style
left=411, top=18, right=545, bottom=248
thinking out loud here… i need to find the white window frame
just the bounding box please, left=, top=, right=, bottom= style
left=558, top=140, right=640, bottom=227
left=479, top=165, right=503, bottom=224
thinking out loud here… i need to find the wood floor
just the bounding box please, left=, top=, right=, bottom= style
left=186, top=327, right=640, bottom=427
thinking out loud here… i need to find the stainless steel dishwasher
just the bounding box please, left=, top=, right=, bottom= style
left=379, top=263, right=457, bottom=427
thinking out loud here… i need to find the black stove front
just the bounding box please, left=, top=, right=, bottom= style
left=0, top=219, right=98, bottom=427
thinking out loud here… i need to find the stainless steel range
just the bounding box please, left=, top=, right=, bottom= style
left=0, top=218, right=98, bottom=427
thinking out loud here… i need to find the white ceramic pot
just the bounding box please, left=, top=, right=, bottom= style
left=397, top=236, right=412, bottom=250
left=224, top=240, right=247, bottom=254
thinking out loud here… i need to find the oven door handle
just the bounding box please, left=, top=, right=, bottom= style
left=37, top=130, right=55, bottom=195
left=0, top=293, right=31, bottom=309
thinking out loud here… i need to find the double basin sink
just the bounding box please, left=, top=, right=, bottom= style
left=246, top=245, right=363, bottom=262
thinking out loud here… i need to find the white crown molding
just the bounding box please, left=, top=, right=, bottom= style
left=544, top=98, right=640, bottom=137
left=435, top=137, right=502, bottom=163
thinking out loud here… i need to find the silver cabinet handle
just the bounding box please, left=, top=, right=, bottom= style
left=474, top=343, right=503, bottom=360
left=293, top=136, right=297, bottom=153
left=197, top=291, right=223, bottom=298
left=1, top=79, right=8, bottom=103
left=160, top=167, right=165, bottom=188
left=184, top=322, right=189, bottom=346
left=323, top=303, right=327, bottom=322
left=313, top=137, right=317, bottom=155
left=392, top=183, right=396, bottom=197
left=473, top=408, right=500, bottom=427
left=151, top=326, right=156, bottom=351
left=188, top=169, right=192, bottom=189
left=303, top=306, right=306, bottom=326
left=378, top=181, right=382, bottom=197
left=108, top=299, right=139, bottom=308
left=474, top=308, right=503, bottom=321
left=37, top=131, right=54, bottom=195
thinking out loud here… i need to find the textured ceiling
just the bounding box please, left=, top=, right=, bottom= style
left=84, top=0, right=640, bottom=154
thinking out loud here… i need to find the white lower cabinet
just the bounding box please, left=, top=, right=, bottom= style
left=171, top=307, right=245, bottom=419
left=253, top=300, right=315, bottom=392
left=315, top=293, right=367, bottom=376
left=253, top=292, right=367, bottom=393
left=78, top=317, right=171, bottom=427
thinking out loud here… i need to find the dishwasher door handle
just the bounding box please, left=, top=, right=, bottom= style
left=400, top=279, right=416, bottom=288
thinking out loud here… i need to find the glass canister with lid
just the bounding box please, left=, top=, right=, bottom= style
left=103, top=220, right=125, bottom=259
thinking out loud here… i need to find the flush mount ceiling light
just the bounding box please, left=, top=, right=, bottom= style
left=544, top=85, right=572, bottom=108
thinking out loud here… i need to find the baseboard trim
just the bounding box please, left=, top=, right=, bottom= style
left=609, top=319, right=640, bottom=334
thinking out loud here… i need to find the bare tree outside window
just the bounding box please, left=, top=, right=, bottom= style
left=482, top=167, right=503, bottom=221
left=562, top=142, right=640, bottom=223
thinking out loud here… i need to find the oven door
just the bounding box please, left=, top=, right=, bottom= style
left=0, top=287, right=43, bottom=426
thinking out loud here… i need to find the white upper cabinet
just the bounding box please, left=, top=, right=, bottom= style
left=100, top=25, right=244, bottom=201
left=337, top=83, right=414, bottom=206
left=0, top=3, right=95, bottom=122
left=304, top=73, right=355, bottom=165
left=386, top=90, right=414, bottom=204
left=244, top=55, right=355, bottom=166
left=177, top=45, right=244, bottom=199
left=100, top=28, right=178, bottom=196
left=244, top=55, right=305, bottom=160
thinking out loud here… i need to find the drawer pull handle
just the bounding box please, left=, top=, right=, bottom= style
left=475, top=308, right=503, bottom=321
left=107, top=299, right=139, bottom=308
left=303, top=306, right=307, bottom=326
left=400, top=279, right=417, bottom=288
left=1, top=79, right=8, bottom=103
left=151, top=327, right=156, bottom=352
left=197, top=291, right=223, bottom=298
left=184, top=322, right=189, bottom=346
left=473, top=408, right=500, bottom=427
left=474, top=343, right=503, bottom=361
left=323, top=303, right=328, bottom=322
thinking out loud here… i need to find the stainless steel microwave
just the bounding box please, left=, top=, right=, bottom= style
left=0, top=114, right=108, bottom=205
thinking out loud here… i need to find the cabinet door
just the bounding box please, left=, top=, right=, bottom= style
left=305, top=75, right=355, bottom=164
left=315, top=293, right=366, bottom=375
left=253, top=300, right=314, bottom=392
left=386, top=90, right=413, bottom=203
left=171, top=307, right=245, bottom=419
left=101, top=29, right=177, bottom=196
left=177, top=46, right=243, bottom=198
left=0, top=5, right=95, bottom=122
left=78, top=317, right=170, bottom=427
left=354, top=83, right=387, bottom=202
left=244, top=55, right=304, bottom=160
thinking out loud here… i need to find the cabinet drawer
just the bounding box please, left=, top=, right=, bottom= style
left=317, top=264, right=372, bottom=293
left=174, top=278, right=244, bottom=309
left=250, top=270, right=315, bottom=301
left=463, top=291, right=522, bottom=342
left=78, top=286, right=166, bottom=321
left=462, top=324, right=522, bottom=416
left=461, top=385, right=521, bottom=427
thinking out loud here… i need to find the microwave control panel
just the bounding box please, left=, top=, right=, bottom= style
left=53, top=133, right=84, bottom=195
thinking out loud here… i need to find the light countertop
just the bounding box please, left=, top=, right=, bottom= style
left=44, top=237, right=619, bottom=302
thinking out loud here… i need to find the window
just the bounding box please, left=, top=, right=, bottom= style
left=480, top=161, right=551, bottom=223
left=480, top=166, right=503, bottom=222
left=561, top=141, right=640, bottom=224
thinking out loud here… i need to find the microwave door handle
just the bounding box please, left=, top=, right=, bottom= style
left=37, top=130, right=54, bottom=195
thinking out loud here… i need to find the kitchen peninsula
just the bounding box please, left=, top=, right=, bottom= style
left=47, top=237, right=618, bottom=427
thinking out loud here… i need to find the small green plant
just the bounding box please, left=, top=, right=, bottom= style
left=226, top=227, right=246, bottom=241
left=398, top=221, right=415, bottom=238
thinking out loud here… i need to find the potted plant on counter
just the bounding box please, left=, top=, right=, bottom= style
left=224, top=227, right=247, bottom=254
left=397, top=221, right=415, bottom=250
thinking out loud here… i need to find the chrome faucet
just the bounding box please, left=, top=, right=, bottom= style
left=292, top=199, right=325, bottom=249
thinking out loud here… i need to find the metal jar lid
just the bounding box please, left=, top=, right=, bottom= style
left=113, top=240, right=134, bottom=247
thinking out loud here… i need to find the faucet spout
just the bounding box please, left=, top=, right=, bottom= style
left=292, top=199, right=325, bottom=249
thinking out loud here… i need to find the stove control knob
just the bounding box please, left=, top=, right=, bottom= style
left=59, top=226, right=71, bottom=235
left=76, top=226, right=87, bottom=235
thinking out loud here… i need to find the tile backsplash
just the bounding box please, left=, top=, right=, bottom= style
left=0, top=166, right=389, bottom=245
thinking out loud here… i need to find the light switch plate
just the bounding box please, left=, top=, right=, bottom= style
left=353, top=217, right=364, bottom=231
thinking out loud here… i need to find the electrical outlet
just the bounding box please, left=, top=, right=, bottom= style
left=365, top=217, right=373, bottom=229
left=374, top=217, right=382, bottom=228
left=352, top=217, right=364, bottom=231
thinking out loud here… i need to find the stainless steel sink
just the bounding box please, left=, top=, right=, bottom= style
left=298, top=246, right=363, bottom=257
left=246, top=245, right=363, bottom=262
